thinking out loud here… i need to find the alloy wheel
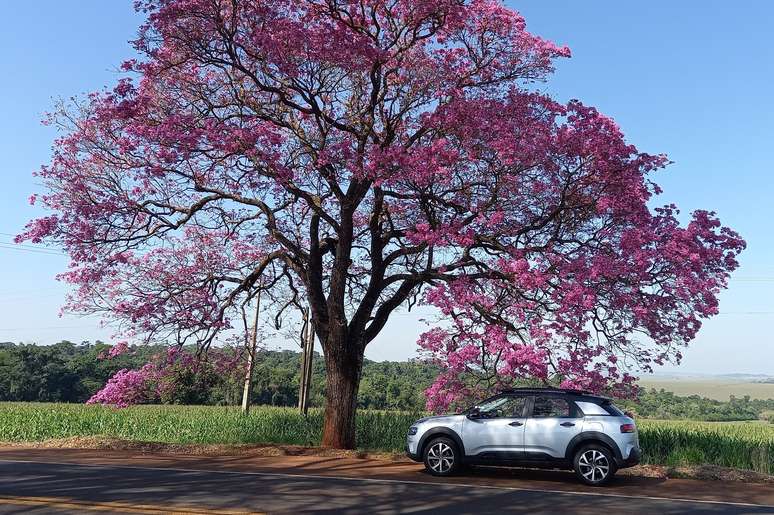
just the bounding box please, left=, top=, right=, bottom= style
left=578, top=449, right=610, bottom=483
left=426, top=441, right=455, bottom=474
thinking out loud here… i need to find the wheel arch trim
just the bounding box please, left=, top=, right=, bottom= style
left=565, top=431, right=623, bottom=462
left=417, top=427, right=466, bottom=459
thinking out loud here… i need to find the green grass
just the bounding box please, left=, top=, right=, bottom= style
left=0, top=403, right=772, bottom=474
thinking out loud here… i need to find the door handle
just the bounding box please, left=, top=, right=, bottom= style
left=509, top=421, right=523, bottom=427
left=560, top=422, right=575, bottom=427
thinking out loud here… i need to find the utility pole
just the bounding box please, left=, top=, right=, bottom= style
left=241, top=289, right=261, bottom=414
left=298, top=308, right=315, bottom=415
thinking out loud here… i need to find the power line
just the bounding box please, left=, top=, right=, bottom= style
left=1, top=236, right=63, bottom=247
left=0, top=231, right=67, bottom=255
left=0, top=293, right=65, bottom=304
left=717, top=311, right=774, bottom=315
left=0, top=243, right=66, bottom=256
left=0, top=325, right=97, bottom=331
left=6, top=243, right=65, bottom=253
left=0, top=286, right=62, bottom=296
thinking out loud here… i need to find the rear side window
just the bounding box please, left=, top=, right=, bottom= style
left=532, top=396, right=577, bottom=418
left=603, top=403, right=625, bottom=416
left=575, top=400, right=625, bottom=416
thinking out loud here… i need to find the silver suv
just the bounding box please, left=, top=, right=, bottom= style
left=406, top=388, right=640, bottom=486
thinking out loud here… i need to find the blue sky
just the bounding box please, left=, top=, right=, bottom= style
left=0, top=2, right=772, bottom=374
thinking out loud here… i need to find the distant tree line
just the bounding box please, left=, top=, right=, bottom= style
left=0, top=341, right=438, bottom=411
left=617, top=388, right=774, bottom=422
left=0, top=341, right=160, bottom=404
left=1, top=341, right=773, bottom=421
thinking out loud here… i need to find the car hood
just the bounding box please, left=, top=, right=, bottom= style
left=413, top=414, right=463, bottom=425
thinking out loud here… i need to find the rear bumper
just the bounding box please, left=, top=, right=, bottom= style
left=617, top=447, right=641, bottom=468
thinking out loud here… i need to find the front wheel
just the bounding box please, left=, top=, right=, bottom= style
left=573, top=444, right=616, bottom=486
left=423, top=437, right=460, bottom=477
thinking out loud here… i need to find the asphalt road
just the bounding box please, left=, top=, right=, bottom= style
left=1, top=459, right=772, bottom=514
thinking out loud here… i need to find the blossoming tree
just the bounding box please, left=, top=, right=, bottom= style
left=88, top=346, right=245, bottom=408
left=20, top=0, right=743, bottom=447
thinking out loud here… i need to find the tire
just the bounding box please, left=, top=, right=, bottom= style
left=573, top=444, right=616, bottom=486
left=422, top=437, right=460, bottom=477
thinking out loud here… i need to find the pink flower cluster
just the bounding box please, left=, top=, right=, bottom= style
left=87, top=346, right=246, bottom=408
left=86, top=363, right=159, bottom=408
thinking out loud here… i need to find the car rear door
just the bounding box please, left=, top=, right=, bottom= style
left=461, top=395, right=528, bottom=459
left=523, top=395, right=583, bottom=460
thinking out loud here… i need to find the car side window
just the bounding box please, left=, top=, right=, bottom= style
left=498, top=396, right=527, bottom=418
left=479, top=395, right=527, bottom=418
left=532, top=396, right=575, bottom=418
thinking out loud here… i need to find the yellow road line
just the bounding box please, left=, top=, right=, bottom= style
left=0, top=495, right=263, bottom=514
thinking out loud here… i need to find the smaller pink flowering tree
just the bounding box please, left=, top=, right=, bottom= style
left=87, top=363, right=160, bottom=408
left=87, top=344, right=246, bottom=407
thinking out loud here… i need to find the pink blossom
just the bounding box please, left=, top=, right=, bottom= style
left=87, top=346, right=246, bottom=407
left=107, top=341, right=129, bottom=358
left=86, top=364, right=158, bottom=408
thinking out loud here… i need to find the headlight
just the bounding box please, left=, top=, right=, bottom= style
left=407, top=426, right=418, bottom=436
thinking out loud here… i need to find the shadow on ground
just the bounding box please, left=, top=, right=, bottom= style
left=0, top=460, right=769, bottom=514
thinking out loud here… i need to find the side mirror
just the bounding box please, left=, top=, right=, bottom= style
left=467, top=407, right=482, bottom=419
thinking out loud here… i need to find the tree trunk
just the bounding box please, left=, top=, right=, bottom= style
left=298, top=308, right=315, bottom=415
left=320, top=341, right=363, bottom=449
left=298, top=308, right=310, bottom=412
left=300, top=319, right=315, bottom=415
left=241, top=291, right=261, bottom=414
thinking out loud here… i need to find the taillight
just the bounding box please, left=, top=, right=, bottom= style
left=620, top=423, right=636, bottom=433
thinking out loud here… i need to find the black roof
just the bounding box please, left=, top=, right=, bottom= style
left=500, top=387, right=605, bottom=398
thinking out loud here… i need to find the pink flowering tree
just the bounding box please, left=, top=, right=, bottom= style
left=19, top=0, right=743, bottom=447
left=88, top=346, right=245, bottom=407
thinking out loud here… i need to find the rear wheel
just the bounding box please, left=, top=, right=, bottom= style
left=573, top=444, right=616, bottom=486
left=423, top=437, right=460, bottom=477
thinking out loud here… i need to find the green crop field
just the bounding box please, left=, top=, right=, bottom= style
left=0, top=403, right=421, bottom=452
left=636, top=419, right=773, bottom=473
left=638, top=379, right=774, bottom=401
left=0, top=403, right=772, bottom=474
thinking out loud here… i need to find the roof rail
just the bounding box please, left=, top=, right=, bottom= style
left=500, top=386, right=596, bottom=395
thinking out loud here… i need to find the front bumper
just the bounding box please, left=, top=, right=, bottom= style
left=406, top=445, right=422, bottom=462
left=405, top=440, right=422, bottom=462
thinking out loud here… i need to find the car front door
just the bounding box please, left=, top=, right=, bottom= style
left=523, top=395, right=583, bottom=460
left=461, top=395, right=528, bottom=459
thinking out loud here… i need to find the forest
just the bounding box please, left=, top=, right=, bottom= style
left=1, top=341, right=772, bottom=422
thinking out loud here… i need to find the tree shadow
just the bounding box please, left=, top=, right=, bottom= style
left=0, top=460, right=766, bottom=515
